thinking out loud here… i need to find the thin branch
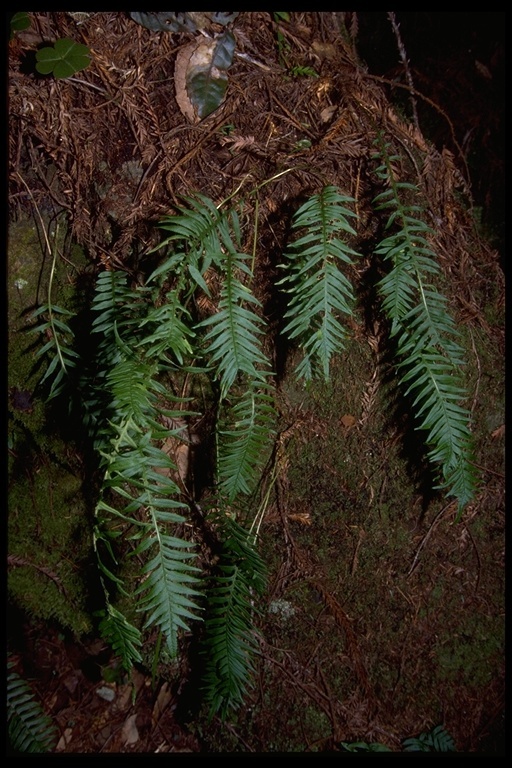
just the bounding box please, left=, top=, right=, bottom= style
left=387, top=12, right=419, bottom=132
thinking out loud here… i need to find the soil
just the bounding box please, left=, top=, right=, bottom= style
left=7, top=12, right=505, bottom=755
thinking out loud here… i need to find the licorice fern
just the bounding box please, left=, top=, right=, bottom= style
left=217, top=381, right=277, bottom=502
left=373, top=136, right=477, bottom=511
left=195, top=207, right=273, bottom=398
left=200, top=513, right=266, bottom=720
left=278, top=186, right=360, bottom=380
left=88, top=269, right=203, bottom=663
left=148, top=194, right=276, bottom=716
left=24, top=168, right=478, bottom=728
left=7, top=661, right=57, bottom=753
left=30, top=303, right=79, bottom=400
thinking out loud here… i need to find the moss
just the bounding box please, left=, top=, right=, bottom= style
left=8, top=214, right=94, bottom=638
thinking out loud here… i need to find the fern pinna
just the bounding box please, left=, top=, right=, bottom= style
left=372, top=136, right=477, bottom=511
left=278, top=186, right=360, bottom=381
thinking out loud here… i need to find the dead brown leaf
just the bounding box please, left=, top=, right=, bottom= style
left=491, top=424, right=505, bottom=440
left=174, top=40, right=204, bottom=124
left=340, top=413, right=357, bottom=431
left=122, top=713, right=139, bottom=746
left=218, top=134, right=256, bottom=152
left=153, top=681, right=173, bottom=724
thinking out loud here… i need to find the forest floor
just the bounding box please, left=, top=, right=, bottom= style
left=8, top=12, right=505, bottom=754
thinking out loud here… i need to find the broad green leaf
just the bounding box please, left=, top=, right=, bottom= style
left=187, top=30, right=236, bottom=120
left=36, top=38, right=91, bottom=79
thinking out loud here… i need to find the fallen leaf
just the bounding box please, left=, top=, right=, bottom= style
left=153, top=681, right=173, bottom=723
left=174, top=42, right=199, bottom=123
left=174, top=31, right=235, bottom=123
left=122, top=713, right=139, bottom=746
left=340, top=413, right=357, bottom=430
left=56, top=728, right=74, bottom=751
left=320, top=105, right=337, bottom=123
left=491, top=424, right=504, bottom=439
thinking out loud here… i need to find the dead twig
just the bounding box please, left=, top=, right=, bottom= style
left=407, top=501, right=455, bottom=577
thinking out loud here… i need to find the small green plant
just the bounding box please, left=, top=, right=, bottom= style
left=403, top=724, right=456, bottom=752
left=10, top=11, right=31, bottom=38
left=289, top=64, right=319, bottom=78
left=339, top=724, right=456, bottom=752
left=35, top=38, right=91, bottom=79
left=7, top=661, right=57, bottom=753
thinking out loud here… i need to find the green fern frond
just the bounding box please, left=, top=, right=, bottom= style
left=403, top=724, right=456, bottom=752
left=152, top=193, right=226, bottom=279
left=95, top=425, right=202, bottom=658
left=217, top=382, right=277, bottom=501
left=7, top=661, right=57, bottom=753
left=135, top=507, right=202, bottom=658
left=88, top=269, right=204, bottom=663
left=198, top=239, right=272, bottom=399
left=201, top=514, right=266, bottom=720
left=373, top=136, right=477, bottom=510
left=136, top=293, right=195, bottom=364
left=278, top=186, right=360, bottom=381
left=96, top=605, right=143, bottom=672
left=30, top=304, right=79, bottom=399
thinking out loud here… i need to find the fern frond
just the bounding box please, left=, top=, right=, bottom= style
left=197, top=237, right=272, bottom=399
left=152, top=193, right=226, bottom=279
left=134, top=507, right=202, bottom=658
left=30, top=304, right=79, bottom=400
left=278, top=186, right=359, bottom=380
left=201, top=514, right=266, bottom=720
left=7, top=662, right=57, bottom=753
left=87, top=268, right=204, bottom=662
left=217, top=382, right=277, bottom=501
left=96, top=604, right=143, bottom=672
left=403, top=724, right=456, bottom=752
left=136, top=293, right=195, bottom=364
left=373, top=136, right=477, bottom=510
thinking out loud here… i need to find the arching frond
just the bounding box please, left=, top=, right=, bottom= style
left=217, top=382, right=277, bottom=501
left=201, top=514, right=266, bottom=720
left=278, top=186, right=360, bottom=380
left=373, top=136, right=478, bottom=511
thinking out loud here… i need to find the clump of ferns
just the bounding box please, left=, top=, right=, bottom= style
left=371, top=134, right=478, bottom=512
left=27, top=158, right=477, bottom=726
left=31, top=191, right=277, bottom=719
